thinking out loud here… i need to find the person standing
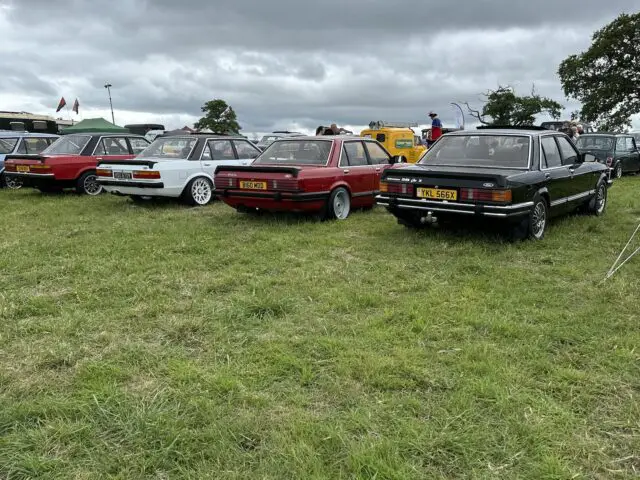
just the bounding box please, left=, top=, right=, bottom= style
left=428, top=111, right=443, bottom=142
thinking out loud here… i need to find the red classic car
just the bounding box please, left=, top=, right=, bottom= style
left=3, top=133, right=149, bottom=195
left=214, top=135, right=403, bottom=219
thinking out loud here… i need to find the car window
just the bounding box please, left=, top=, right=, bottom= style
left=233, top=140, right=260, bottom=159
left=625, top=137, right=635, bottom=151
left=128, top=137, right=149, bottom=155
left=541, top=136, right=562, bottom=168
left=97, top=137, right=129, bottom=155
left=615, top=137, right=628, bottom=152
left=208, top=140, right=235, bottom=160
left=365, top=142, right=391, bottom=165
left=342, top=141, right=368, bottom=166
left=556, top=136, right=579, bottom=165
left=0, top=138, right=19, bottom=154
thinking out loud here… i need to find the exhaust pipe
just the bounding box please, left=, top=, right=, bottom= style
left=420, top=211, right=438, bottom=224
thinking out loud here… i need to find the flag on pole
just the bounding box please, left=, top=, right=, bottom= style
left=56, top=97, right=67, bottom=112
left=72, top=98, right=79, bottom=114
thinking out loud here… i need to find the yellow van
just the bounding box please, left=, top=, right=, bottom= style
left=360, top=121, right=426, bottom=163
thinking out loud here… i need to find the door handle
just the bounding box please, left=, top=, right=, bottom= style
left=569, top=168, right=575, bottom=175
left=375, top=167, right=381, bottom=172
left=544, top=173, right=551, bottom=179
left=343, top=169, right=350, bottom=174
left=203, top=163, right=212, bottom=167
left=96, top=157, right=103, bottom=161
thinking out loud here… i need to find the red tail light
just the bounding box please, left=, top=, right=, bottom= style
left=96, top=168, right=113, bottom=177
left=606, top=156, right=613, bottom=166
left=132, top=170, right=160, bottom=179
left=268, top=179, right=300, bottom=191
left=219, top=176, right=237, bottom=188
left=380, top=181, right=414, bottom=196
left=460, top=188, right=512, bottom=203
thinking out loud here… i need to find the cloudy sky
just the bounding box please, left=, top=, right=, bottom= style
left=1, top=0, right=638, bottom=136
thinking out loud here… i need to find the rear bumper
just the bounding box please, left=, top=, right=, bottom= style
left=214, top=189, right=329, bottom=211
left=376, top=194, right=533, bottom=218
left=4, top=172, right=62, bottom=189
left=98, top=179, right=164, bottom=189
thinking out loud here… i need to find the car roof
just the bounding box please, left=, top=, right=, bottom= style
left=271, top=135, right=364, bottom=141
left=0, top=131, right=59, bottom=138
left=578, top=132, right=628, bottom=137
left=449, top=128, right=548, bottom=136
left=157, top=133, right=248, bottom=139
left=61, top=132, right=145, bottom=137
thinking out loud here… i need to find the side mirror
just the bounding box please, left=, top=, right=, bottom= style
left=582, top=153, right=596, bottom=163
left=390, top=155, right=406, bottom=164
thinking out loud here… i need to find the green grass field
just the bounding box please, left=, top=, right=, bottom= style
left=1, top=181, right=639, bottom=479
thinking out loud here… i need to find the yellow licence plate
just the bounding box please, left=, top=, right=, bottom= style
left=240, top=181, right=267, bottom=190
left=416, top=187, right=457, bottom=201
left=16, top=165, right=30, bottom=172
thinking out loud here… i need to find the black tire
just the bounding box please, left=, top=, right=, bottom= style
left=614, top=163, right=622, bottom=179
left=585, top=180, right=607, bottom=216
left=2, top=173, right=23, bottom=190
left=76, top=171, right=103, bottom=196
left=323, top=187, right=351, bottom=220
left=511, top=194, right=548, bottom=241
left=182, top=177, right=213, bottom=206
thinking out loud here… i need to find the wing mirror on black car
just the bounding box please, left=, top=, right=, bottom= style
left=390, top=155, right=407, bottom=164
left=580, top=153, right=596, bottom=163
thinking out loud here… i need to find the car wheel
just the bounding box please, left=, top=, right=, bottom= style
left=2, top=174, right=23, bottom=190
left=183, top=177, right=213, bottom=206
left=324, top=187, right=351, bottom=220
left=528, top=195, right=549, bottom=240
left=586, top=180, right=607, bottom=216
left=76, top=171, right=103, bottom=196
left=614, top=163, right=622, bottom=179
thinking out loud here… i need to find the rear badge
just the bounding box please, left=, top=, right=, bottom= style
left=483, top=182, right=495, bottom=188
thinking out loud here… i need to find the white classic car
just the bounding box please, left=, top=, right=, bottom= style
left=95, top=134, right=261, bottom=205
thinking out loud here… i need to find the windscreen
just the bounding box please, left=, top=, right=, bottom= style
left=419, top=135, right=530, bottom=168
left=43, top=135, right=91, bottom=155
left=576, top=136, right=614, bottom=150
left=137, top=137, right=198, bottom=159
left=254, top=140, right=332, bottom=166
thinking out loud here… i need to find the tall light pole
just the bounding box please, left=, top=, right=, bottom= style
left=104, top=83, right=115, bottom=124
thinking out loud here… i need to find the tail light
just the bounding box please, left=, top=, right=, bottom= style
left=4, top=164, right=17, bottom=172
left=28, top=164, right=51, bottom=173
left=132, top=170, right=161, bottom=179
left=606, top=156, right=613, bottom=167
left=96, top=168, right=112, bottom=177
left=268, top=179, right=300, bottom=191
left=461, top=188, right=512, bottom=203
left=218, top=176, right=237, bottom=188
left=380, top=181, right=414, bottom=196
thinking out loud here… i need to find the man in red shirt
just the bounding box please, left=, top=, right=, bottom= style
left=428, top=111, right=443, bottom=142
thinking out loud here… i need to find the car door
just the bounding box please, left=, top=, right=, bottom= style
left=556, top=135, right=592, bottom=202
left=231, top=140, right=261, bottom=165
left=200, top=139, right=239, bottom=178
left=614, top=137, right=631, bottom=173
left=340, top=141, right=375, bottom=203
left=96, top=136, right=135, bottom=163
left=625, top=136, right=640, bottom=172
left=540, top=135, right=574, bottom=214
left=363, top=141, right=392, bottom=193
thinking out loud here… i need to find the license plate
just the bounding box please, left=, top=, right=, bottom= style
left=416, top=187, right=457, bottom=201
left=240, top=180, right=267, bottom=190
left=16, top=165, right=29, bottom=172
left=114, top=171, right=132, bottom=179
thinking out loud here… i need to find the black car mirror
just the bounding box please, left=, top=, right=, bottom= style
left=391, top=155, right=406, bottom=164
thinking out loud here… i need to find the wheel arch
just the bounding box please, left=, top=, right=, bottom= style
left=179, top=172, right=214, bottom=197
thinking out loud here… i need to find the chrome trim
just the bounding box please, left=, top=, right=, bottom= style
left=7, top=172, right=55, bottom=178
left=550, top=199, right=565, bottom=207
left=482, top=212, right=508, bottom=218
left=567, top=190, right=594, bottom=202
left=375, top=195, right=533, bottom=211
left=397, top=205, right=475, bottom=215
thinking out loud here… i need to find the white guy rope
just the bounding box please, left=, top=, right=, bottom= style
left=602, top=223, right=640, bottom=282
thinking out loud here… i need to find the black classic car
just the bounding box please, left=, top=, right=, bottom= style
left=575, top=133, right=640, bottom=179
left=376, top=128, right=612, bottom=240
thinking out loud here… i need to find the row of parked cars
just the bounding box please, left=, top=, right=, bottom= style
left=1, top=125, right=630, bottom=240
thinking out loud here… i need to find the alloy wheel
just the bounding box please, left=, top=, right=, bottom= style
left=615, top=164, right=622, bottom=179
left=595, top=184, right=606, bottom=214
left=333, top=189, right=350, bottom=219
left=531, top=201, right=547, bottom=239
left=191, top=178, right=212, bottom=205
left=5, top=176, right=23, bottom=190
left=84, top=174, right=103, bottom=195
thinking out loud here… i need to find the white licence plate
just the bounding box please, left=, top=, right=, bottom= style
left=114, top=171, right=132, bottom=179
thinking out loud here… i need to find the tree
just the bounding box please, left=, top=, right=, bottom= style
left=194, top=99, right=241, bottom=134
left=558, top=12, right=640, bottom=132
left=464, top=85, right=563, bottom=127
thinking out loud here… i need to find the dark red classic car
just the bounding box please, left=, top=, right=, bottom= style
left=3, top=133, right=149, bottom=195
left=214, top=136, right=403, bottom=219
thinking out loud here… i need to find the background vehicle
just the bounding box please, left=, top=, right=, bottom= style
left=377, top=128, right=611, bottom=240
left=256, top=131, right=304, bottom=151
left=541, top=120, right=595, bottom=133
left=124, top=123, right=165, bottom=136
left=214, top=136, right=404, bottom=220
left=0, top=111, right=59, bottom=134
left=4, top=133, right=149, bottom=195
left=0, top=131, right=59, bottom=188
left=145, top=130, right=166, bottom=142
left=576, top=133, right=640, bottom=178
left=96, top=133, right=261, bottom=206
left=361, top=121, right=425, bottom=163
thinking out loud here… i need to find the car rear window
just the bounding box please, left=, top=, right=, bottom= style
left=43, top=135, right=92, bottom=155
left=419, top=135, right=530, bottom=168
left=254, top=140, right=332, bottom=165
left=575, top=136, right=613, bottom=150
left=0, top=138, right=18, bottom=154
left=138, top=137, right=198, bottom=159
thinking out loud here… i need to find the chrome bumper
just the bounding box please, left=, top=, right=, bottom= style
left=376, top=195, right=533, bottom=218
